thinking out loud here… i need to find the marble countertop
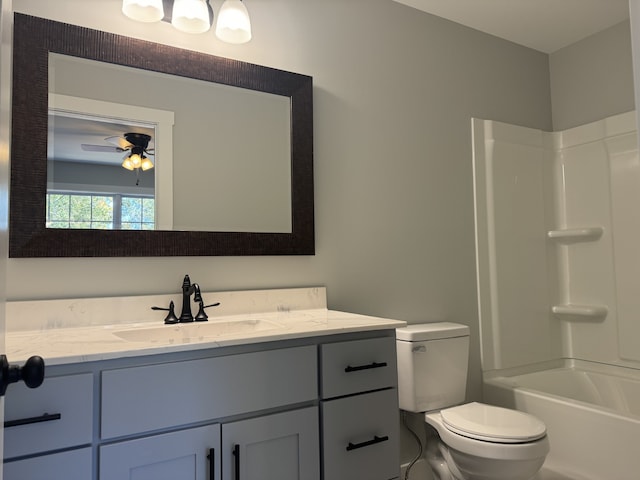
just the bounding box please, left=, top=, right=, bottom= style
left=6, top=287, right=406, bottom=366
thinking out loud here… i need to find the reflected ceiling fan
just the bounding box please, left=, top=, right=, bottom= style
left=81, top=132, right=155, bottom=171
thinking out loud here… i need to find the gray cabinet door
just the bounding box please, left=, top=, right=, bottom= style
left=221, top=407, right=319, bottom=480
left=100, top=424, right=220, bottom=480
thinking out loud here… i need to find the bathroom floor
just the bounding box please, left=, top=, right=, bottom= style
left=401, top=461, right=587, bottom=480
left=533, top=468, right=590, bottom=480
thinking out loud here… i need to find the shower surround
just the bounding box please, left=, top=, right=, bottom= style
left=473, top=111, right=640, bottom=478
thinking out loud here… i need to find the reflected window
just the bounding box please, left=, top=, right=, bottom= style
left=46, top=192, right=155, bottom=230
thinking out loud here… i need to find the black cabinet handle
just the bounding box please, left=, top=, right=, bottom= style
left=207, top=448, right=215, bottom=480
left=233, top=444, right=240, bottom=480
left=4, top=412, right=61, bottom=428
left=346, top=435, right=389, bottom=451
left=344, top=361, right=387, bottom=373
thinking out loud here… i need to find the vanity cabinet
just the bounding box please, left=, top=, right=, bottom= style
left=3, top=331, right=399, bottom=480
left=99, top=346, right=318, bottom=480
left=100, top=408, right=319, bottom=480
left=320, top=337, right=400, bottom=480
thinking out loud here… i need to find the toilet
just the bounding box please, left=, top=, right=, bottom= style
left=396, top=323, right=549, bottom=480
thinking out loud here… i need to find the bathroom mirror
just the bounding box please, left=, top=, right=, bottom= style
left=48, top=55, right=292, bottom=234
left=10, top=13, right=314, bottom=257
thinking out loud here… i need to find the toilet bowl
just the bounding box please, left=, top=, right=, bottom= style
left=424, top=402, right=549, bottom=480
left=396, top=323, right=549, bottom=480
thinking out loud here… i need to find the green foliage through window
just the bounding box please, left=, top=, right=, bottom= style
left=46, top=193, right=155, bottom=230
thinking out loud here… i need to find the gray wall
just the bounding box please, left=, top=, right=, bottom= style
left=550, top=20, right=635, bottom=131
left=9, top=0, right=553, bottom=409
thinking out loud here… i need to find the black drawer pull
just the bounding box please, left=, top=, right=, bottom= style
left=344, top=361, right=387, bottom=373
left=4, top=412, right=61, bottom=428
left=346, top=435, right=389, bottom=451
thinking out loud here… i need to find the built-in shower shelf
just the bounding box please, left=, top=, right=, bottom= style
left=547, top=227, right=604, bottom=243
left=552, top=304, right=608, bottom=319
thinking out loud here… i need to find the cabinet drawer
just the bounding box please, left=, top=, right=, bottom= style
left=102, top=345, right=317, bottom=439
left=4, top=447, right=92, bottom=480
left=322, top=389, right=400, bottom=480
left=320, top=336, right=396, bottom=399
left=4, top=373, right=93, bottom=459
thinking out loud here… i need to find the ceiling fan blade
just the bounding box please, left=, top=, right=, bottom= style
left=81, top=144, right=125, bottom=153
left=105, top=136, right=133, bottom=150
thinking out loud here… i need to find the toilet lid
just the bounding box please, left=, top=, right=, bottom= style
left=440, top=402, right=546, bottom=443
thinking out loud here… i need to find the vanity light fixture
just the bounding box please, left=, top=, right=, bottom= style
left=122, top=0, right=165, bottom=23
left=215, top=0, right=252, bottom=44
left=121, top=0, right=252, bottom=44
left=171, top=0, right=212, bottom=34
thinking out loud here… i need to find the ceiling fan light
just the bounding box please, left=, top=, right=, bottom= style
left=215, top=0, right=252, bottom=44
left=129, top=153, right=143, bottom=169
left=122, top=0, right=164, bottom=23
left=121, top=157, right=135, bottom=171
left=172, top=0, right=212, bottom=34
left=141, top=157, right=154, bottom=171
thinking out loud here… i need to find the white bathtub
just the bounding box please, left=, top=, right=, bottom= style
left=484, top=360, right=640, bottom=480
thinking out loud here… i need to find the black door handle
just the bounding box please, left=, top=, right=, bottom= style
left=233, top=444, right=240, bottom=480
left=0, top=355, right=45, bottom=396
left=207, top=447, right=215, bottom=480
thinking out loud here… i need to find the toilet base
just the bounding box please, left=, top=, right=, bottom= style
left=425, top=434, right=546, bottom=480
left=426, top=439, right=457, bottom=480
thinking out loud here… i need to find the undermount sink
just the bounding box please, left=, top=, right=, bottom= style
left=113, top=319, right=283, bottom=343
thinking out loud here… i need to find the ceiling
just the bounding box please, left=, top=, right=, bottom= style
left=392, top=0, right=630, bottom=53
left=49, top=114, right=154, bottom=166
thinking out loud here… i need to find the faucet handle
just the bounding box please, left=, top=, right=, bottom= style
left=151, top=301, right=180, bottom=324
left=194, top=301, right=221, bottom=322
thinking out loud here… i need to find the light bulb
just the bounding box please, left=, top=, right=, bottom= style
left=172, top=0, right=211, bottom=34
left=215, top=0, right=252, bottom=44
left=122, top=0, right=164, bottom=23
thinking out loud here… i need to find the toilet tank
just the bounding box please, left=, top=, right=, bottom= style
left=396, top=322, right=470, bottom=413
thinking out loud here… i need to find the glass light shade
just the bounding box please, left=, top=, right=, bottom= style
left=121, top=157, right=135, bottom=171
left=140, top=157, right=154, bottom=171
left=172, top=0, right=211, bottom=34
left=129, top=153, right=143, bottom=169
left=215, top=0, right=252, bottom=44
left=122, top=0, right=164, bottom=23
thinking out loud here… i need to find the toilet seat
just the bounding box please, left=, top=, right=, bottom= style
left=440, top=402, right=546, bottom=443
left=425, top=403, right=550, bottom=461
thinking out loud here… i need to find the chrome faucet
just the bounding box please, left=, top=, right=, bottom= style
left=180, top=274, right=202, bottom=323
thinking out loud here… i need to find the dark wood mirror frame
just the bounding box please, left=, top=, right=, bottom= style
left=10, top=13, right=314, bottom=257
